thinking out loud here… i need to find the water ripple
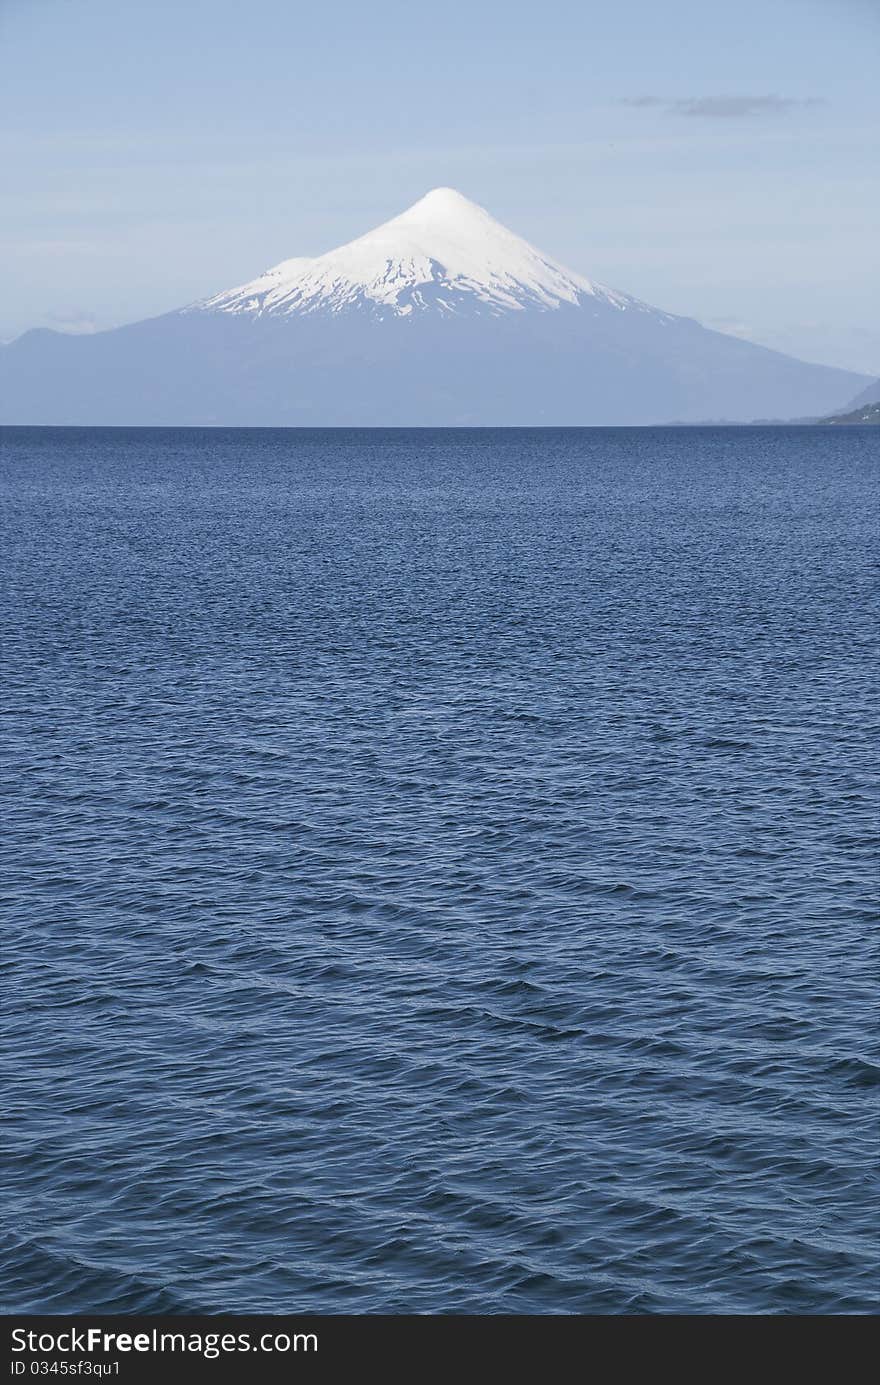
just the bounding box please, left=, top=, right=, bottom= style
left=1, top=425, right=878, bottom=1313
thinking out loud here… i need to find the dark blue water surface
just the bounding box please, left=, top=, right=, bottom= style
left=1, top=425, right=878, bottom=1315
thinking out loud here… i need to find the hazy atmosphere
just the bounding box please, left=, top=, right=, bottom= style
left=2, top=0, right=878, bottom=374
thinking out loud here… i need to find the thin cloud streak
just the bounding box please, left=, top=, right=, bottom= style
left=624, top=95, right=825, bottom=118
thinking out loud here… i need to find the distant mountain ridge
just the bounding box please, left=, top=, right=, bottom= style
left=0, top=189, right=869, bottom=425
left=821, top=401, right=880, bottom=425
left=838, top=377, right=880, bottom=411
left=819, top=376, right=880, bottom=423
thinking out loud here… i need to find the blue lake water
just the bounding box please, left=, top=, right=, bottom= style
left=1, top=425, right=877, bottom=1314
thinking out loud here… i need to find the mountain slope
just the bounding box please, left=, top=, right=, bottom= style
left=838, top=377, right=880, bottom=412
left=1, top=190, right=869, bottom=425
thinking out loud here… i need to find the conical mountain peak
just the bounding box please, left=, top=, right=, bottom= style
left=405, top=186, right=478, bottom=210
left=198, top=190, right=626, bottom=320
left=8, top=183, right=869, bottom=424
left=397, top=187, right=492, bottom=223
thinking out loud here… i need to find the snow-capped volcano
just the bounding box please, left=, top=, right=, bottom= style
left=198, top=187, right=635, bottom=319
left=2, top=187, right=869, bottom=425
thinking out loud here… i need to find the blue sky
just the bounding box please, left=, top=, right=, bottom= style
left=2, top=0, right=878, bottom=373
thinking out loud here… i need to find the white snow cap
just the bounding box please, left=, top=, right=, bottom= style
left=199, top=188, right=632, bottom=318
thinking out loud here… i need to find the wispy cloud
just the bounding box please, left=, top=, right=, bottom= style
left=44, top=309, right=100, bottom=334
left=707, top=317, right=756, bottom=339
left=623, top=95, right=824, bottom=119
